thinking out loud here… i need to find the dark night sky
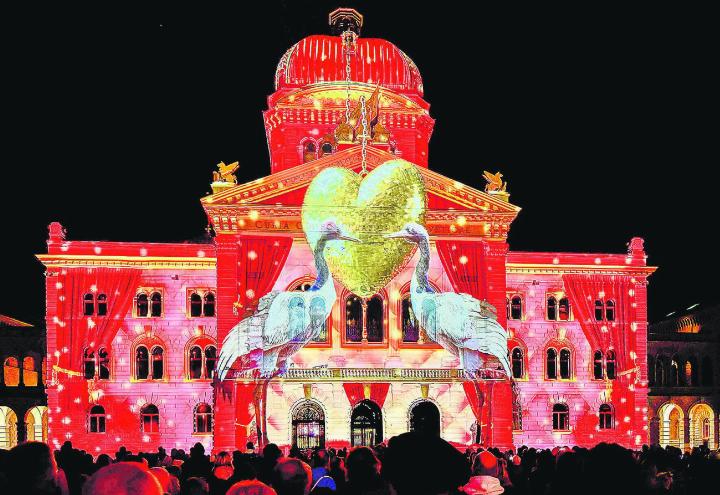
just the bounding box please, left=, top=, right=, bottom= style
left=1, top=2, right=716, bottom=325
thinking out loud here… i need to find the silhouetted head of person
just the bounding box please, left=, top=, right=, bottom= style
left=82, top=462, right=162, bottom=495
left=345, top=447, right=381, bottom=486
left=150, top=466, right=179, bottom=494
left=272, top=458, right=311, bottom=495
left=6, top=441, right=60, bottom=495
left=472, top=450, right=499, bottom=477
left=383, top=432, right=470, bottom=495
left=190, top=442, right=206, bottom=458
left=182, top=477, right=209, bottom=495
left=263, top=443, right=283, bottom=462
left=311, top=449, right=329, bottom=469
left=227, top=479, right=277, bottom=495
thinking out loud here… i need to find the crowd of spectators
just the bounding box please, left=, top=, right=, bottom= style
left=0, top=435, right=718, bottom=495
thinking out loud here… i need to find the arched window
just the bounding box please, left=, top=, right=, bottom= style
left=292, top=401, right=325, bottom=449
left=3, top=357, right=20, bottom=387
left=97, top=294, right=107, bottom=316
left=203, top=292, right=215, bottom=317
left=88, top=405, right=106, bottom=433
left=655, top=356, right=666, bottom=386
left=670, top=356, right=680, bottom=386
left=593, top=350, right=604, bottom=380
left=547, top=296, right=557, bottom=320
left=345, top=295, right=362, bottom=343
left=558, top=298, right=570, bottom=321
left=205, top=346, right=217, bottom=378
left=401, top=295, right=419, bottom=343
left=509, top=296, right=523, bottom=320
left=22, top=357, right=38, bottom=387
left=0, top=406, right=18, bottom=449
left=606, top=350, right=616, bottom=380
left=84, top=293, right=95, bottom=316
left=194, top=403, right=212, bottom=434
left=84, top=348, right=96, bottom=379
left=303, top=141, right=317, bottom=163
left=559, top=348, right=572, bottom=379
left=98, top=347, right=110, bottom=379
left=150, top=292, right=162, bottom=317
left=599, top=404, right=614, bottom=429
left=136, top=293, right=149, bottom=317
left=366, top=295, right=384, bottom=342
left=140, top=404, right=159, bottom=433
left=189, top=346, right=203, bottom=379
left=702, top=356, right=714, bottom=386
left=135, top=346, right=149, bottom=380
left=605, top=300, right=616, bottom=321
left=511, top=348, right=524, bottom=379
left=669, top=407, right=681, bottom=441
left=320, top=142, right=334, bottom=156
left=190, top=293, right=202, bottom=317
left=25, top=406, right=48, bottom=443
left=151, top=346, right=164, bottom=379
left=546, top=348, right=557, bottom=380
left=594, top=300, right=604, bottom=321
left=552, top=403, right=570, bottom=431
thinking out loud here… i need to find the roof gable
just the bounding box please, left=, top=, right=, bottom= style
left=202, top=146, right=520, bottom=214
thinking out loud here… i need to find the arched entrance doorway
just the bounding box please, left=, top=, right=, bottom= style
left=658, top=403, right=684, bottom=449
left=0, top=406, right=18, bottom=449
left=291, top=400, right=325, bottom=449
left=689, top=403, right=715, bottom=449
left=25, top=406, right=48, bottom=443
left=409, top=401, right=440, bottom=436
left=351, top=400, right=382, bottom=447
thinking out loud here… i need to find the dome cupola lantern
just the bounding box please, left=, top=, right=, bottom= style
left=329, top=8, right=363, bottom=36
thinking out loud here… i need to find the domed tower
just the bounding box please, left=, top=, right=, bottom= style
left=264, top=8, right=435, bottom=173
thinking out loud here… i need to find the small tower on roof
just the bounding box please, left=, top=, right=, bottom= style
left=329, top=8, right=363, bottom=36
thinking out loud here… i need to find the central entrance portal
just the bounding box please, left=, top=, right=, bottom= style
left=351, top=400, right=383, bottom=447
left=409, top=401, right=440, bottom=436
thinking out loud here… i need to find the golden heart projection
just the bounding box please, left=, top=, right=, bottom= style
left=302, top=159, right=427, bottom=298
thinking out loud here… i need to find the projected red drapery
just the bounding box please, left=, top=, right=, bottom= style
left=462, top=382, right=483, bottom=422
left=436, top=240, right=488, bottom=300
left=343, top=383, right=391, bottom=407
left=55, top=267, right=141, bottom=371
left=236, top=236, right=293, bottom=315
left=561, top=274, right=637, bottom=375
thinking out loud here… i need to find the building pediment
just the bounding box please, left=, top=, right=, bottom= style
left=202, top=146, right=520, bottom=239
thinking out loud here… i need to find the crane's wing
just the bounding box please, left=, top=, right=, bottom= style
left=216, top=291, right=281, bottom=380
left=432, top=292, right=511, bottom=377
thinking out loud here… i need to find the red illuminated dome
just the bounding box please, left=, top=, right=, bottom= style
left=274, top=34, right=424, bottom=96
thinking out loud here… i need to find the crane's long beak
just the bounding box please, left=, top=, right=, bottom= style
left=384, top=230, right=407, bottom=239
left=338, top=233, right=361, bottom=242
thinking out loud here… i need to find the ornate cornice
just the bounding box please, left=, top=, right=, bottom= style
left=507, top=262, right=657, bottom=277
left=36, top=254, right=217, bottom=270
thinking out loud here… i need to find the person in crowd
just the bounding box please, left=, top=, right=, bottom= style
left=461, top=450, right=504, bottom=495
left=3, top=441, right=68, bottom=495
left=227, top=479, right=278, bottom=495
left=182, top=442, right=212, bottom=482
left=82, top=462, right=162, bottom=495
left=344, top=446, right=391, bottom=495
left=327, top=455, right=347, bottom=493
left=151, top=466, right=181, bottom=494
left=182, top=477, right=210, bottom=495
left=272, top=457, right=312, bottom=495
left=257, top=443, right=284, bottom=485
left=309, top=449, right=336, bottom=492
left=208, top=451, right=236, bottom=495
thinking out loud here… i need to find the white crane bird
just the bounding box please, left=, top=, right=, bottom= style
left=385, top=223, right=512, bottom=378
left=216, top=220, right=358, bottom=445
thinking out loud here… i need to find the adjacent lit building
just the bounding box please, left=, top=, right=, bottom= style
left=37, top=9, right=655, bottom=453
left=648, top=304, right=719, bottom=450
left=0, top=314, right=47, bottom=449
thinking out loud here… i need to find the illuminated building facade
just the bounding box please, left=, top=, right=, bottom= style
left=648, top=304, right=719, bottom=450
left=0, top=315, right=47, bottom=449
left=38, top=9, right=655, bottom=453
